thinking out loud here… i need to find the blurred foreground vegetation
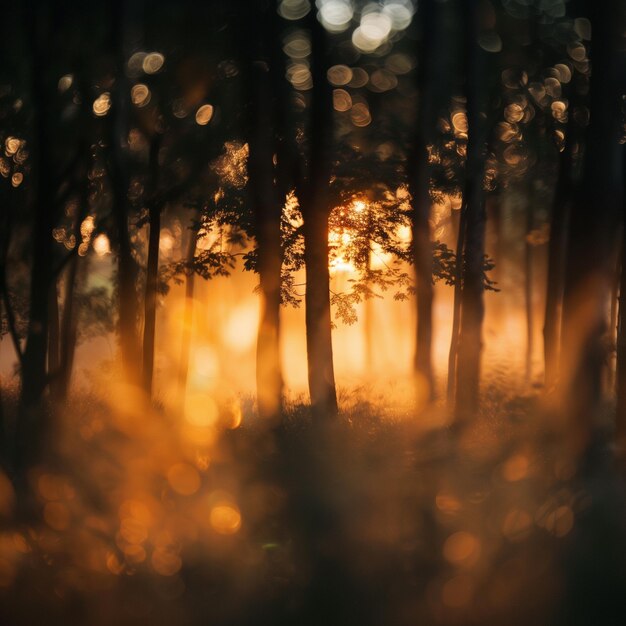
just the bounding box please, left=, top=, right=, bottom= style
left=1, top=385, right=625, bottom=626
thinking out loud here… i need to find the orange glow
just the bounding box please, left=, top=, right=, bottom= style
left=223, top=303, right=258, bottom=352
left=167, top=463, right=201, bottom=495
left=443, top=531, right=481, bottom=566
left=184, top=393, right=219, bottom=427
left=209, top=503, right=242, bottom=535
left=151, top=548, right=182, bottom=576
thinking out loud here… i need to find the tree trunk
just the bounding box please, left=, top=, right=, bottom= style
left=543, top=135, right=573, bottom=390
left=561, top=0, right=622, bottom=454
left=447, top=206, right=467, bottom=402
left=303, top=207, right=337, bottom=418
left=17, top=2, right=57, bottom=471
left=246, top=4, right=285, bottom=422
left=525, top=195, right=534, bottom=383
left=48, top=281, right=60, bottom=384
left=178, top=221, right=199, bottom=406
left=300, top=11, right=337, bottom=419
left=454, top=0, right=490, bottom=418
left=0, top=190, right=23, bottom=370
left=109, top=0, right=141, bottom=383
left=56, top=255, right=83, bottom=402
left=615, top=148, right=626, bottom=445
left=142, top=137, right=162, bottom=397
left=410, top=0, right=438, bottom=401
left=608, top=248, right=620, bottom=392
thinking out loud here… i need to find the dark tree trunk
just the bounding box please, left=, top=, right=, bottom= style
left=142, top=202, right=160, bottom=396
left=47, top=282, right=60, bottom=383
left=608, top=247, right=620, bottom=391
left=447, top=206, right=467, bottom=402
left=17, top=2, right=57, bottom=470
left=303, top=207, right=337, bottom=419
left=245, top=4, right=285, bottom=422
left=300, top=11, right=337, bottom=419
left=109, top=0, right=141, bottom=383
left=142, top=137, right=162, bottom=397
left=0, top=191, right=23, bottom=370
left=0, top=303, right=6, bottom=463
left=543, top=144, right=572, bottom=390
left=178, top=222, right=199, bottom=406
left=561, top=0, right=623, bottom=454
left=615, top=148, right=626, bottom=445
left=409, top=0, right=438, bottom=401
left=56, top=255, right=84, bottom=402
left=525, top=197, right=534, bottom=383
left=454, top=1, right=491, bottom=418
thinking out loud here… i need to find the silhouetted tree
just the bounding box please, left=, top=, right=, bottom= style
left=298, top=11, right=338, bottom=419
left=453, top=0, right=494, bottom=416
left=560, top=0, right=623, bottom=454
left=409, top=0, right=438, bottom=400
left=245, top=2, right=286, bottom=422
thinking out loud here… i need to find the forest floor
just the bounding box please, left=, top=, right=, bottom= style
left=1, top=383, right=626, bottom=626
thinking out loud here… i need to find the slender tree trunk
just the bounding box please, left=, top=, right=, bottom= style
left=486, top=193, right=503, bottom=324
left=57, top=258, right=80, bottom=401
left=109, top=0, right=141, bottom=383
left=447, top=206, right=467, bottom=402
left=17, top=2, right=57, bottom=470
left=525, top=197, right=534, bottom=383
left=543, top=134, right=573, bottom=389
left=608, top=249, right=620, bottom=392
left=454, top=1, right=490, bottom=418
left=0, top=303, right=6, bottom=463
left=178, top=222, right=199, bottom=406
left=246, top=5, right=284, bottom=422
left=142, top=138, right=162, bottom=397
left=561, top=0, right=622, bottom=454
left=55, top=66, right=94, bottom=404
left=300, top=11, right=337, bottom=419
left=364, top=225, right=374, bottom=376
left=142, top=204, right=160, bottom=396
left=0, top=192, right=23, bottom=370
left=303, top=207, right=337, bottom=418
left=410, top=0, right=438, bottom=401
left=142, top=201, right=160, bottom=397
left=48, top=281, right=60, bottom=383
left=615, top=148, right=626, bottom=445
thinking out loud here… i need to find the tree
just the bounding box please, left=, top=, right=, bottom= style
left=298, top=11, right=338, bottom=419
left=409, top=0, right=439, bottom=401
left=16, top=1, right=62, bottom=470
left=560, top=0, right=623, bottom=454
left=107, top=0, right=142, bottom=385
left=453, top=0, right=494, bottom=417
left=245, top=2, right=286, bottom=422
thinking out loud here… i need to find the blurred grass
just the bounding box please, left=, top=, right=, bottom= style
left=0, top=385, right=625, bottom=626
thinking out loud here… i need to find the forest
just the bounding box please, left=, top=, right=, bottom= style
left=0, top=0, right=625, bottom=624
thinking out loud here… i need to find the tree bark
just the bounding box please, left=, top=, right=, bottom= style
left=543, top=131, right=573, bottom=390
left=561, top=0, right=623, bottom=454
left=56, top=254, right=85, bottom=402
left=447, top=205, right=467, bottom=402
left=178, top=221, right=199, bottom=406
left=142, top=137, right=162, bottom=397
left=245, top=4, right=285, bottom=422
left=17, top=1, right=57, bottom=470
left=409, top=0, right=438, bottom=401
left=300, top=11, right=338, bottom=419
left=525, top=191, right=535, bottom=383
left=615, top=147, right=626, bottom=445
left=109, top=0, right=141, bottom=383
left=454, top=0, right=490, bottom=418
left=48, top=281, right=60, bottom=383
